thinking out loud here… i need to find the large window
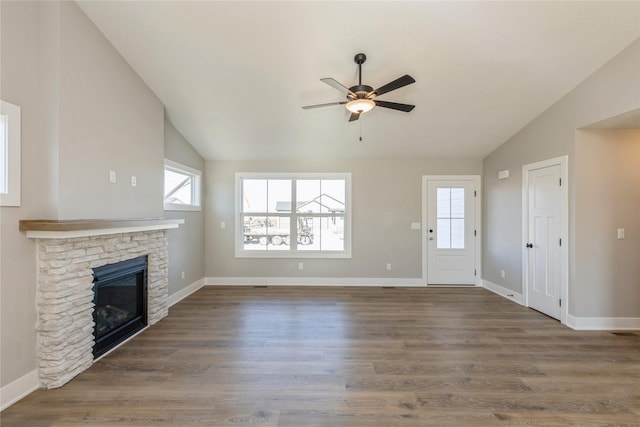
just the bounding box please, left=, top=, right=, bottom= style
left=236, top=173, right=351, bottom=258
left=163, top=159, right=202, bottom=211
left=0, top=100, right=21, bottom=207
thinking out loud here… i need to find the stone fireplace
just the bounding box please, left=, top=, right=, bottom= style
left=20, top=219, right=183, bottom=389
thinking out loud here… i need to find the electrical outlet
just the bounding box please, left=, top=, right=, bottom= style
left=220, top=221, right=226, bottom=229
left=181, top=271, right=185, bottom=280
left=386, top=263, right=392, bottom=271
left=298, top=262, right=304, bottom=270
left=109, top=170, right=116, bottom=184
left=501, top=270, right=505, bottom=278
left=131, top=176, right=137, bottom=187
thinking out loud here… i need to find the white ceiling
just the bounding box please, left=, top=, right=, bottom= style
left=77, top=1, right=640, bottom=161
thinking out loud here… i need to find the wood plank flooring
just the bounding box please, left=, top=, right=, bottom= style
left=2, top=286, right=639, bottom=426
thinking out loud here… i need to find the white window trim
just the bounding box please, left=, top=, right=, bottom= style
left=163, top=159, right=202, bottom=211
left=235, top=172, right=352, bottom=259
left=0, top=100, right=21, bottom=207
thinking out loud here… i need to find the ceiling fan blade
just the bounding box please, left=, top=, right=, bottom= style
left=369, top=75, right=416, bottom=97
left=302, top=101, right=347, bottom=110
left=374, top=100, right=415, bottom=112
left=348, top=112, right=360, bottom=122
left=321, top=78, right=355, bottom=97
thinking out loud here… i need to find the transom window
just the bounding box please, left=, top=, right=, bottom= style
left=236, top=173, right=351, bottom=258
left=163, top=159, right=202, bottom=211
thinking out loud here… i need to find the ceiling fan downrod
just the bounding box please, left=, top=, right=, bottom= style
left=350, top=53, right=373, bottom=96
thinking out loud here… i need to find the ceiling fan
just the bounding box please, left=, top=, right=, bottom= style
left=302, top=53, right=416, bottom=122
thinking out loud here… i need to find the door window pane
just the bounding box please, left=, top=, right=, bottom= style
left=437, top=218, right=451, bottom=249
left=451, top=188, right=465, bottom=218
left=451, top=219, right=465, bottom=249
left=436, top=188, right=451, bottom=217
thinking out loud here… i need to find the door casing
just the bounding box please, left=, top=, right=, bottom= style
left=422, top=175, right=481, bottom=286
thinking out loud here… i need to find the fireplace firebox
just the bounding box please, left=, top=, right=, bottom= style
left=92, top=255, right=148, bottom=358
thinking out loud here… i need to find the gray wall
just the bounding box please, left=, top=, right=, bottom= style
left=482, top=38, right=640, bottom=317
left=56, top=2, right=164, bottom=219
left=164, top=119, right=205, bottom=294
left=0, top=0, right=56, bottom=390
left=574, top=129, right=640, bottom=317
left=0, top=1, right=198, bottom=390
left=205, top=158, right=482, bottom=279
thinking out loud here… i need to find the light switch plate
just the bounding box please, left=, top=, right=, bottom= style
left=618, top=228, right=625, bottom=239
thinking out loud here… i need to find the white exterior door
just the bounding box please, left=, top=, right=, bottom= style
left=427, top=179, right=477, bottom=285
left=524, top=163, right=563, bottom=319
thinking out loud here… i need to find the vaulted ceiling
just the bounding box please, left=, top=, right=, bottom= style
left=77, top=1, right=640, bottom=161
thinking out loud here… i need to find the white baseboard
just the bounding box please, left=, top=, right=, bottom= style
left=566, top=315, right=640, bottom=330
left=205, top=276, right=425, bottom=287
left=480, top=279, right=525, bottom=306
left=481, top=280, right=640, bottom=330
left=168, top=278, right=206, bottom=307
left=1, top=369, right=39, bottom=411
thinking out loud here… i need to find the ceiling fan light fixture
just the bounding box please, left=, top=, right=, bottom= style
left=346, top=99, right=375, bottom=114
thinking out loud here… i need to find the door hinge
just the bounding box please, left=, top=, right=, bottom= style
left=474, top=230, right=477, bottom=237
left=559, top=178, right=562, bottom=186
left=474, top=269, right=477, bottom=276
left=559, top=238, right=562, bottom=247
left=559, top=299, right=562, bottom=307
left=474, top=190, right=477, bottom=197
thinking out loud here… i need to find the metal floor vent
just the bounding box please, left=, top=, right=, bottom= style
left=611, top=332, right=638, bottom=337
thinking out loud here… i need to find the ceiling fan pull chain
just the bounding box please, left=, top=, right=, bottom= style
left=359, top=117, right=363, bottom=142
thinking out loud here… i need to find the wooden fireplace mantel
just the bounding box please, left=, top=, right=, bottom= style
left=20, top=218, right=184, bottom=239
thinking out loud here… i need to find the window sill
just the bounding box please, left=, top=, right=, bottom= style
left=235, top=250, right=351, bottom=259
left=163, top=203, right=201, bottom=212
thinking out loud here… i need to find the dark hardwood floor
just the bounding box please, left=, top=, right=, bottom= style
left=2, top=286, right=639, bottom=426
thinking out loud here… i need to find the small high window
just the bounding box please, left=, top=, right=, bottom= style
left=163, top=159, right=202, bottom=211
left=0, top=100, right=21, bottom=207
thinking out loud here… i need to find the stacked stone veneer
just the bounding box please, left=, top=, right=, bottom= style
left=35, top=230, right=169, bottom=388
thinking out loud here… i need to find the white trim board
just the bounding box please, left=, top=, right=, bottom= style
left=481, top=279, right=525, bottom=306
left=0, top=369, right=39, bottom=411
left=168, top=278, right=206, bottom=307
left=206, top=277, right=425, bottom=287
left=566, top=315, right=640, bottom=331
left=482, top=280, right=640, bottom=331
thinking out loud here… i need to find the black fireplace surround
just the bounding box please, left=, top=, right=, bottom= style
left=92, top=255, right=148, bottom=358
